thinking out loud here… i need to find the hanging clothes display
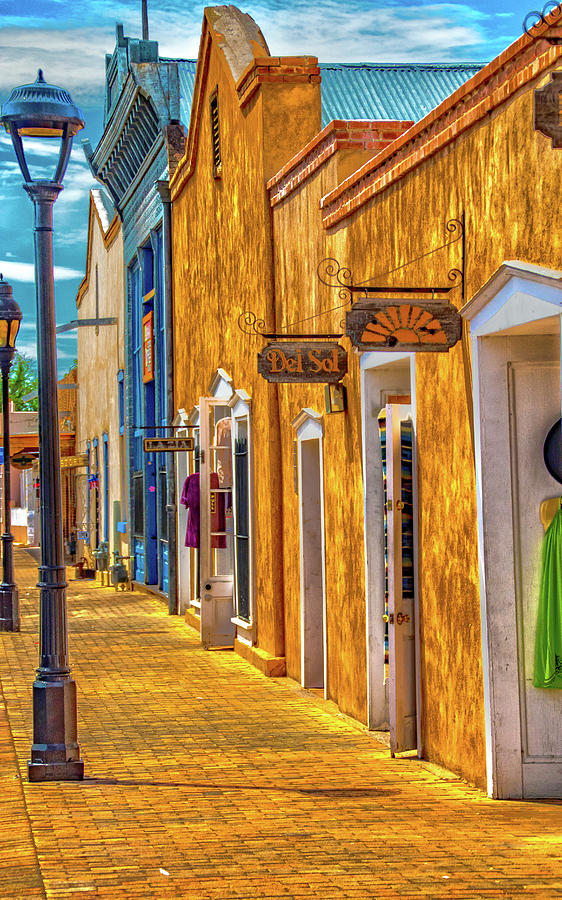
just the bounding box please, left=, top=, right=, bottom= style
left=214, top=417, right=233, bottom=487
left=180, top=473, right=200, bottom=548
left=180, top=472, right=226, bottom=550
left=534, top=506, right=562, bottom=689
left=210, top=471, right=226, bottom=549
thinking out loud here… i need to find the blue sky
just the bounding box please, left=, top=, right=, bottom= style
left=0, top=0, right=536, bottom=372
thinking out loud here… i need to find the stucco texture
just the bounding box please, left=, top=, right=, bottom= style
left=76, top=196, right=127, bottom=559
left=170, top=11, right=321, bottom=658
left=270, top=64, right=562, bottom=786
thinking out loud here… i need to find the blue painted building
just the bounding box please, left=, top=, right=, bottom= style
left=85, top=24, right=196, bottom=606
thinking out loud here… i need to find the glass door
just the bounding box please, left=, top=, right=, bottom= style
left=384, top=403, right=417, bottom=755
left=199, top=397, right=235, bottom=648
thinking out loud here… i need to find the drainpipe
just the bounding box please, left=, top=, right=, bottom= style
left=157, top=179, right=177, bottom=615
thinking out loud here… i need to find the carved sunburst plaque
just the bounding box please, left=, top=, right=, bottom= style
left=346, top=300, right=462, bottom=352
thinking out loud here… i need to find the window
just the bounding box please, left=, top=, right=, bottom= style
left=118, top=370, right=125, bottom=435
left=229, top=390, right=253, bottom=637
left=130, top=261, right=143, bottom=472
left=133, top=473, right=144, bottom=537
left=103, top=433, right=109, bottom=544
left=209, top=89, right=221, bottom=178
left=159, top=468, right=167, bottom=542
left=234, top=420, right=250, bottom=621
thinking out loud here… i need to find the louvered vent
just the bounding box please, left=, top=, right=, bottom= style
left=210, top=90, right=221, bottom=178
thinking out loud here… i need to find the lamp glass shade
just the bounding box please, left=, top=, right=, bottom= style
left=1, top=70, right=84, bottom=184
left=0, top=321, right=9, bottom=349
left=9, top=319, right=20, bottom=347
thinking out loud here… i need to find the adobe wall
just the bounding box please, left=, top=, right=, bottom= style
left=170, top=12, right=321, bottom=657
left=270, top=45, right=562, bottom=785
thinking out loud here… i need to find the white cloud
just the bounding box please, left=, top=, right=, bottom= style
left=0, top=0, right=495, bottom=100
left=0, top=260, right=83, bottom=281
left=0, top=26, right=111, bottom=103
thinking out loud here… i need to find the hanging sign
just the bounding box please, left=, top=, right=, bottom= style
left=534, top=72, right=562, bottom=148
left=143, top=437, right=195, bottom=453
left=257, top=342, right=347, bottom=383
left=345, top=300, right=462, bottom=352
left=142, top=310, right=155, bottom=382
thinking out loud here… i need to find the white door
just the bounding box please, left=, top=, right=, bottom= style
left=386, top=403, right=417, bottom=754
left=298, top=436, right=325, bottom=689
left=175, top=432, right=192, bottom=616
left=508, top=361, right=562, bottom=797
left=199, top=396, right=235, bottom=649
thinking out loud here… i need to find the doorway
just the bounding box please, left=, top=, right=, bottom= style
left=361, top=352, right=420, bottom=754
left=293, top=409, right=326, bottom=691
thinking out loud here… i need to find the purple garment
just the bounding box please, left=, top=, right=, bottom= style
left=180, top=473, right=200, bottom=548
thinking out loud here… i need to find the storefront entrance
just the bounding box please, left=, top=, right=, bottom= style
left=465, top=261, right=562, bottom=798
left=292, top=410, right=327, bottom=691
left=361, top=353, right=420, bottom=755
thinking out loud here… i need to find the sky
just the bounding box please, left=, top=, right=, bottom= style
left=0, top=0, right=539, bottom=373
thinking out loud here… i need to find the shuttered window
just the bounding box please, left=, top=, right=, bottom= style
left=209, top=90, right=221, bottom=178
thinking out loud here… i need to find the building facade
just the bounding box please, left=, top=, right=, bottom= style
left=168, top=4, right=562, bottom=798
left=85, top=24, right=196, bottom=606
left=75, top=188, right=126, bottom=569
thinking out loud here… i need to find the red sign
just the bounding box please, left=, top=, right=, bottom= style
left=142, top=311, right=154, bottom=383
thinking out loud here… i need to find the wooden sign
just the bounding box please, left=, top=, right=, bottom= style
left=534, top=72, right=562, bottom=148
left=345, top=300, right=462, bottom=352
left=142, top=310, right=155, bottom=382
left=258, top=342, right=347, bottom=383
left=143, top=437, right=195, bottom=453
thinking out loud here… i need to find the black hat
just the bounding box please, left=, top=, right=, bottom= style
left=543, top=418, right=562, bottom=484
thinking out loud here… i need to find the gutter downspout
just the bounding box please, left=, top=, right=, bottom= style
left=157, top=179, right=177, bottom=615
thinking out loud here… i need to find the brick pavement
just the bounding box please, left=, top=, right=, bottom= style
left=0, top=547, right=560, bottom=899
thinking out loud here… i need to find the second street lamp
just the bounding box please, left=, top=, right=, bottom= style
left=0, top=276, right=21, bottom=633
left=1, top=70, right=85, bottom=781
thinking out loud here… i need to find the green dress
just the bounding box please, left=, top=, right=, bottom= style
left=534, top=508, right=562, bottom=688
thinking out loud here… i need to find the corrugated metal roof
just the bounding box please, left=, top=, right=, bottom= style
left=320, top=63, right=486, bottom=126
left=175, top=60, right=197, bottom=127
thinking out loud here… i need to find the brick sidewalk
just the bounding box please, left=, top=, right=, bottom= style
left=0, top=548, right=560, bottom=899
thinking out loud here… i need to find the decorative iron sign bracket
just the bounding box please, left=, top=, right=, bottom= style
left=238, top=311, right=342, bottom=340
left=524, top=3, right=562, bottom=44
left=242, top=215, right=465, bottom=376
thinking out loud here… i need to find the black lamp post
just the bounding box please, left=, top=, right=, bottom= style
left=0, top=276, right=21, bottom=633
left=1, top=71, right=85, bottom=781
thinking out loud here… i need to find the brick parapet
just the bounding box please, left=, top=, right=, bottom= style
left=267, top=119, right=413, bottom=208
left=320, top=27, right=562, bottom=228
left=236, top=56, right=320, bottom=108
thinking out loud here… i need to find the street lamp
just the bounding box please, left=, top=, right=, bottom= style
left=0, top=276, right=21, bottom=633
left=1, top=70, right=85, bottom=781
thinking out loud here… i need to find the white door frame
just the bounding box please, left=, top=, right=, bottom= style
left=462, top=261, right=562, bottom=798
left=173, top=406, right=199, bottom=616
left=291, top=408, right=327, bottom=693
left=228, top=389, right=255, bottom=646
left=359, top=351, right=421, bottom=754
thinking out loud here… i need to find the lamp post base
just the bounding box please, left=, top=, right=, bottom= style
left=27, top=678, right=84, bottom=782
left=0, top=583, right=19, bottom=631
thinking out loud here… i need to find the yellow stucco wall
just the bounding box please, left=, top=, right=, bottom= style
left=171, top=15, right=321, bottom=657
left=76, top=197, right=127, bottom=560
left=271, top=65, right=562, bottom=786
